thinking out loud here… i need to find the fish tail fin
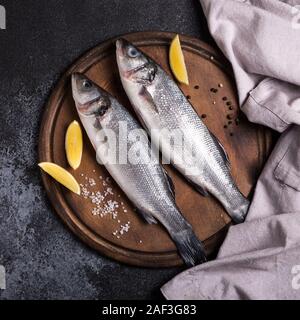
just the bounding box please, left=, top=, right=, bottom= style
left=171, top=228, right=207, bottom=267
left=229, top=197, right=250, bottom=224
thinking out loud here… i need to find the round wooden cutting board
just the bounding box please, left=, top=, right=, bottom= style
left=39, top=32, right=274, bottom=267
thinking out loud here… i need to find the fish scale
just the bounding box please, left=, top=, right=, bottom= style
left=71, top=72, right=207, bottom=266
left=116, top=39, right=249, bottom=223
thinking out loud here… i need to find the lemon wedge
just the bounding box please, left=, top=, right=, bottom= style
left=169, top=35, right=189, bottom=85
left=38, top=162, right=81, bottom=195
left=65, top=120, right=83, bottom=170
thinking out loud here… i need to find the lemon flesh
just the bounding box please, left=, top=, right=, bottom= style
left=38, top=162, right=81, bottom=195
left=65, top=120, right=83, bottom=170
left=169, top=35, right=189, bottom=85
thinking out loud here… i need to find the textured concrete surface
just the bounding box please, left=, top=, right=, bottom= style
left=0, top=0, right=212, bottom=300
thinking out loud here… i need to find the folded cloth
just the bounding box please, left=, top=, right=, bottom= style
left=161, top=0, right=300, bottom=300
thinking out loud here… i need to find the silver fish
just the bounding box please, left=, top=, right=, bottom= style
left=116, top=39, right=249, bottom=223
left=71, top=73, right=206, bottom=266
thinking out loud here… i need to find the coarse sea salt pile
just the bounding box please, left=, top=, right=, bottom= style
left=79, top=173, right=132, bottom=240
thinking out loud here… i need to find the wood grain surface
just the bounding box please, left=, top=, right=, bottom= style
left=38, top=32, right=274, bottom=267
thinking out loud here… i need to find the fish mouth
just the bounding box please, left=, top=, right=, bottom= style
left=116, top=39, right=125, bottom=62
left=71, top=72, right=84, bottom=100
left=116, top=38, right=130, bottom=58
left=71, top=73, right=82, bottom=109
left=71, top=72, right=85, bottom=88
left=71, top=73, right=86, bottom=113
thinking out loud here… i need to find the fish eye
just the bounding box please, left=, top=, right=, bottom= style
left=82, top=80, right=92, bottom=89
left=127, top=46, right=139, bottom=58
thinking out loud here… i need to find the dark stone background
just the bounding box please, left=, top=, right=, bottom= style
left=0, top=0, right=213, bottom=300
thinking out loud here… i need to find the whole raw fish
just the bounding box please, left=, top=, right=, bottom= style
left=116, top=39, right=249, bottom=223
left=72, top=73, right=206, bottom=266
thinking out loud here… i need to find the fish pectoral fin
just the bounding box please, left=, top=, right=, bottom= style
left=93, top=118, right=102, bottom=130
left=136, top=208, right=158, bottom=224
left=185, top=177, right=209, bottom=197
left=210, top=132, right=231, bottom=168
left=139, top=86, right=159, bottom=114
left=162, top=167, right=176, bottom=198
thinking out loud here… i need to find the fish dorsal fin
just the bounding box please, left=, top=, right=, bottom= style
left=162, top=167, right=176, bottom=198
left=136, top=208, right=158, bottom=225
left=210, top=132, right=231, bottom=168
left=194, top=185, right=209, bottom=197
left=139, top=86, right=159, bottom=114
